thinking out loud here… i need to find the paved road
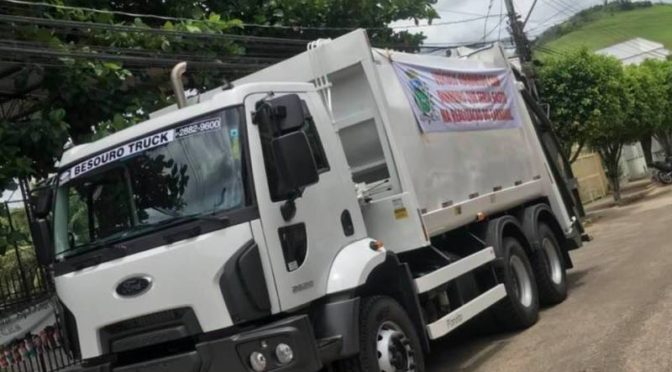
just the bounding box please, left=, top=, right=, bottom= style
left=427, top=185, right=672, bottom=372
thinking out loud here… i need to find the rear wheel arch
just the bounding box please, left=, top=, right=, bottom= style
left=521, top=203, right=573, bottom=269
left=485, top=216, right=533, bottom=259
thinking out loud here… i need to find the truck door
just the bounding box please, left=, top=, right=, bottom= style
left=245, top=91, right=366, bottom=311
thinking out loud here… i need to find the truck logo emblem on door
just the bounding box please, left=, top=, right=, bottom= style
left=116, top=276, right=152, bottom=297
left=292, top=280, right=314, bottom=293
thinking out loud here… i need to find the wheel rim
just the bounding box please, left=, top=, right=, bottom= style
left=510, top=255, right=533, bottom=307
left=542, top=237, right=563, bottom=285
left=376, top=321, right=416, bottom=372
left=662, top=173, right=672, bottom=184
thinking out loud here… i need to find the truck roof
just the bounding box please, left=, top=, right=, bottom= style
left=58, top=82, right=313, bottom=170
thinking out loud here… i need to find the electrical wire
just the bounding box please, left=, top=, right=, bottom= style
left=432, top=7, right=492, bottom=17
left=0, top=14, right=311, bottom=45
left=483, top=0, right=496, bottom=40
left=498, top=0, right=506, bottom=41
left=483, top=0, right=508, bottom=42
left=0, top=14, right=504, bottom=53
left=0, top=44, right=272, bottom=69
left=394, top=15, right=494, bottom=29
left=0, top=0, right=479, bottom=32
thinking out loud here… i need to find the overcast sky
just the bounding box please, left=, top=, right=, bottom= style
left=391, top=0, right=671, bottom=45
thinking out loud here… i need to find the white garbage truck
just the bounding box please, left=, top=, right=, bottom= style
left=31, top=29, right=585, bottom=372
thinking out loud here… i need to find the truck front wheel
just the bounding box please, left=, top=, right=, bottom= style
left=334, top=296, right=425, bottom=372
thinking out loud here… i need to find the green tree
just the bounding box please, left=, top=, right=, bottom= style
left=0, top=204, right=30, bottom=258
left=539, top=49, right=635, bottom=201
left=539, top=49, right=619, bottom=162
left=0, top=0, right=437, bottom=191
left=641, top=59, right=672, bottom=157
left=623, top=62, right=667, bottom=165
left=74, top=0, right=438, bottom=45
left=584, top=57, right=634, bottom=202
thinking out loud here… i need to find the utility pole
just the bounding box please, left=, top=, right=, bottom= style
left=503, top=0, right=586, bottom=217
left=503, top=0, right=539, bottom=98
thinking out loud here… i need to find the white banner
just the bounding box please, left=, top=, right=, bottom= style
left=392, top=61, right=521, bottom=133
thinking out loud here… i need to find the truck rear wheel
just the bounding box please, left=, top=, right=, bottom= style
left=530, top=223, right=567, bottom=305
left=334, top=296, right=425, bottom=372
left=494, top=237, right=539, bottom=331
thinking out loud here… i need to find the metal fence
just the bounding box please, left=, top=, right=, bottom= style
left=0, top=266, right=51, bottom=318
left=1, top=185, right=78, bottom=372
left=0, top=266, right=77, bottom=372
left=0, top=334, right=76, bottom=372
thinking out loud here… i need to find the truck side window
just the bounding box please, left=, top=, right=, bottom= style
left=259, top=99, right=329, bottom=201
left=302, top=116, right=330, bottom=173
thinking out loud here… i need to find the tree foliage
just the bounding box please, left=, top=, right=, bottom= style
left=0, top=204, right=30, bottom=258
left=0, top=0, right=438, bottom=191
left=539, top=49, right=628, bottom=162
left=538, top=49, right=664, bottom=201
left=640, top=59, right=672, bottom=157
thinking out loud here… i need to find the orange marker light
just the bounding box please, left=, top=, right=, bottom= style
left=369, top=240, right=384, bottom=251
left=476, top=212, right=487, bottom=222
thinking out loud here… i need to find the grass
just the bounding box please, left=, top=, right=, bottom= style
left=540, top=4, right=672, bottom=56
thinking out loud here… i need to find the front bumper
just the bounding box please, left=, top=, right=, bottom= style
left=73, top=315, right=322, bottom=372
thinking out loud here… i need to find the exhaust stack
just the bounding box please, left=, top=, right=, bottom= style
left=171, top=62, right=188, bottom=108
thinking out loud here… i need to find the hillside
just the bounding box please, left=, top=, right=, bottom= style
left=538, top=4, right=672, bottom=56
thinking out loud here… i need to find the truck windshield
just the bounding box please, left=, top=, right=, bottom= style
left=53, top=106, right=248, bottom=259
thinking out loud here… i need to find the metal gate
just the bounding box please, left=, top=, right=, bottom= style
left=1, top=183, right=77, bottom=372
left=0, top=267, right=77, bottom=372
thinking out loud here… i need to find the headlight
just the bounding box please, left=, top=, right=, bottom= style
left=275, top=343, right=294, bottom=365
left=249, top=351, right=267, bottom=371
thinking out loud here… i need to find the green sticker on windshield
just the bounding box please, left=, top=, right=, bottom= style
left=230, top=128, right=240, bottom=160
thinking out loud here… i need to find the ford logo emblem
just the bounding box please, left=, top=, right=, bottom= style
left=116, top=276, right=152, bottom=297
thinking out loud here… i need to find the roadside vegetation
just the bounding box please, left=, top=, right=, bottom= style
left=538, top=51, right=672, bottom=202
left=0, top=0, right=438, bottom=193
left=536, top=1, right=672, bottom=53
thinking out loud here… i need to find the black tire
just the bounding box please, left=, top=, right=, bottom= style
left=493, top=237, right=539, bottom=331
left=660, top=171, right=672, bottom=185
left=530, top=223, right=568, bottom=305
left=333, top=296, right=425, bottom=372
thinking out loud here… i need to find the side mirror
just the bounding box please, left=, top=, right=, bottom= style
left=254, top=94, right=307, bottom=134
left=272, top=132, right=319, bottom=197
left=32, top=219, right=54, bottom=266
left=31, top=187, right=54, bottom=219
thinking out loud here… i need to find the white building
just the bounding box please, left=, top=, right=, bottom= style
left=597, top=37, right=671, bottom=66
left=596, top=38, right=671, bottom=181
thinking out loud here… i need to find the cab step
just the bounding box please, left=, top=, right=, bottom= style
left=414, top=247, right=497, bottom=294
left=426, top=284, right=507, bottom=339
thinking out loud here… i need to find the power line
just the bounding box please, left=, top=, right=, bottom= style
left=0, top=44, right=271, bottom=69
left=483, top=0, right=508, bottom=42
left=0, top=0, right=461, bottom=31
left=526, top=8, right=569, bottom=34
left=432, top=7, right=492, bottom=17
left=544, top=0, right=576, bottom=18
left=0, top=14, right=310, bottom=45
left=523, top=0, right=539, bottom=27
left=0, top=38, right=285, bottom=63
left=525, top=0, right=591, bottom=34
left=0, top=0, right=301, bottom=30
left=498, top=0, right=506, bottom=41
left=483, top=0, right=496, bottom=40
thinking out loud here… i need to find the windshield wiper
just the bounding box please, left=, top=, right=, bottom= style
left=59, top=227, right=143, bottom=259
left=160, top=213, right=231, bottom=244
left=60, top=213, right=232, bottom=259
left=151, top=212, right=231, bottom=228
